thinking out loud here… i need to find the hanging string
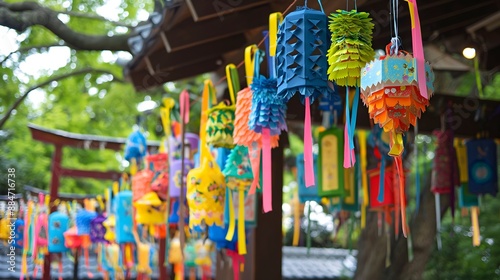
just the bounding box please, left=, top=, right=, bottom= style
left=390, top=0, right=400, bottom=55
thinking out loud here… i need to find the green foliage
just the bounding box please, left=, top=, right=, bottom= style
left=424, top=195, right=500, bottom=279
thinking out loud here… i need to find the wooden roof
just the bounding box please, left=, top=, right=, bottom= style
left=124, top=0, right=500, bottom=91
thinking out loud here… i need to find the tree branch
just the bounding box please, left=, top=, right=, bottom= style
left=57, top=10, right=135, bottom=28
left=0, top=1, right=131, bottom=51
left=0, top=68, right=125, bottom=129
left=0, top=43, right=65, bottom=65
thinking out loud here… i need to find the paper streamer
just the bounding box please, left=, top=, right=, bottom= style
left=406, top=0, right=428, bottom=99
left=248, top=144, right=261, bottom=195
left=377, top=159, right=386, bottom=203
left=262, top=128, right=273, bottom=212
left=471, top=206, right=480, bottom=246
left=292, top=190, right=300, bottom=246
left=269, top=13, right=283, bottom=57
left=238, top=188, right=247, bottom=255
left=226, top=249, right=244, bottom=280
left=304, top=97, right=315, bottom=188
left=395, top=156, right=408, bottom=237
left=225, top=190, right=236, bottom=241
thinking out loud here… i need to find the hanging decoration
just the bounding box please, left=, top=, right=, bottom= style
left=233, top=45, right=279, bottom=193
left=317, top=127, right=344, bottom=197
left=466, top=138, right=498, bottom=197
left=249, top=48, right=287, bottom=213
left=275, top=2, right=329, bottom=189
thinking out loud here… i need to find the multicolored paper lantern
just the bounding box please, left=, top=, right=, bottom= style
left=90, top=214, right=107, bottom=243
left=48, top=210, right=69, bottom=253
left=133, top=192, right=167, bottom=225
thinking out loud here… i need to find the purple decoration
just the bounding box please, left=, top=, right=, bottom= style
left=90, top=214, right=107, bottom=243
left=169, top=159, right=194, bottom=198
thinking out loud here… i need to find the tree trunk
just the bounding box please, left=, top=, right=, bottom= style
left=354, top=168, right=451, bottom=280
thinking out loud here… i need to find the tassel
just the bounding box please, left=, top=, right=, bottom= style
left=304, top=97, right=315, bottom=188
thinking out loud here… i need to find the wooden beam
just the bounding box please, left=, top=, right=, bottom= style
left=130, top=56, right=224, bottom=91
left=151, top=33, right=246, bottom=72
left=60, top=168, right=122, bottom=181
left=161, top=4, right=270, bottom=52
left=186, top=0, right=270, bottom=22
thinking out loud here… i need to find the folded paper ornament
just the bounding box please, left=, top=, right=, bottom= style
left=327, top=10, right=375, bottom=87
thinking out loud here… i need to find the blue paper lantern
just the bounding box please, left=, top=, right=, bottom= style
left=113, top=191, right=135, bottom=244
left=75, top=209, right=97, bottom=235
left=124, top=130, right=147, bottom=162
left=276, top=6, right=331, bottom=103
left=14, top=219, right=24, bottom=249
left=48, top=211, right=69, bottom=253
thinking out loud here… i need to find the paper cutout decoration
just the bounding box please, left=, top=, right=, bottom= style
left=317, top=127, right=344, bottom=197
left=187, top=79, right=226, bottom=229
left=360, top=50, right=435, bottom=136
left=276, top=5, right=330, bottom=190
left=327, top=10, right=375, bottom=87
left=342, top=153, right=360, bottom=212
left=146, top=153, right=168, bottom=172
left=132, top=168, right=154, bottom=202
left=124, top=129, right=148, bottom=162
left=90, top=214, right=107, bottom=243
left=133, top=192, right=167, bottom=225
left=14, top=218, right=24, bottom=249
left=206, top=64, right=239, bottom=149
left=249, top=49, right=287, bottom=213
left=113, top=191, right=135, bottom=244
left=103, top=215, right=116, bottom=243
left=76, top=209, right=97, bottom=235
left=455, top=139, right=479, bottom=208
left=296, top=153, right=321, bottom=203
left=466, top=139, right=498, bottom=197
left=48, top=211, right=69, bottom=253
left=151, top=172, right=169, bottom=200
left=368, top=166, right=395, bottom=209
left=64, top=226, right=82, bottom=249
left=223, top=145, right=254, bottom=255
left=233, top=45, right=279, bottom=193
left=169, top=159, right=194, bottom=198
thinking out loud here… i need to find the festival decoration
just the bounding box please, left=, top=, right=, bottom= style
left=233, top=45, right=279, bottom=193
left=275, top=3, right=330, bottom=189
left=466, top=138, right=498, bottom=197
left=124, top=129, right=148, bottom=162
left=48, top=206, right=69, bottom=253
left=134, top=192, right=168, bottom=225
left=296, top=153, right=321, bottom=203
left=187, top=80, right=226, bottom=229
left=249, top=48, right=287, bottom=212
left=317, top=127, right=344, bottom=197
left=132, top=167, right=154, bottom=202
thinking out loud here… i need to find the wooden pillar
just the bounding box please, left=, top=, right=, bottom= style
left=253, top=142, right=284, bottom=280
left=43, top=144, right=63, bottom=280
left=159, top=236, right=168, bottom=279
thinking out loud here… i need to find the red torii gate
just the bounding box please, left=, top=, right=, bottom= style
left=27, top=123, right=167, bottom=280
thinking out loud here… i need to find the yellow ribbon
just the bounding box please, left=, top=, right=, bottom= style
left=112, top=181, right=119, bottom=196
left=237, top=188, right=247, bottom=254
left=292, top=189, right=300, bottom=246
left=454, top=139, right=469, bottom=183
left=96, top=195, right=105, bottom=211
left=225, top=190, right=236, bottom=241
left=199, top=79, right=216, bottom=161
left=269, top=12, right=283, bottom=57
left=406, top=1, right=416, bottom=29
left=358, top=130, right=369, bottom=228
left=471, top=206, right=480, bottom=246
left=225, top=64, right=239, bottom=105
left=244, top=45, right=258, bottom=86
left=130, top=158, right=137, bottom=177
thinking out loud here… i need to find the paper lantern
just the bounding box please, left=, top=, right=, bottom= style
left=64, top=226, right=82, bottom=249
left=124, top=129, right=147, bottom=162
left=90, top=214, right=107, bottom=243
left=132, top=168, right=154, bottom=202
left=327, top=10, right=375, bottom=87
left=276, top=5, right=330, bottom=191
left=103, top=215, right=116, bottom=242
left=75, top=209, right=97, bottom=235
left=317, top=127, right=344, bottom=197
left=133, top=192, right=167, bottom=225
left=14, top=218, right=24, bottom=249
left=467, top=139, right=498, bottom=197
left=360, top=50, right=435, bottom=137
left=169, top=159, right=193, bottom=198
left=234, top=45, right=280, bottom=193
left=113, top=191, right=135, bottom=244
left=137, top=242, right=152, bottom=274
left=455, top=139, right=479, bottom=208
left=146, top=153, right=168, bottom=172
left=368, top=166, right=395, bottom=209
left=296, top=153, right=321, bottom=203
left=48, top=211, right=69, bottom=253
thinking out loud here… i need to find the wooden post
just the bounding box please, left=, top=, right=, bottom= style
left=253, top=143, right=284, bottom=280
left=43, top=144, right=63, bottom=280
left=159, top=237, right=168, bottom=279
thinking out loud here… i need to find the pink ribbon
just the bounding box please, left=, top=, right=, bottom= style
left=304, top=97, right=315, bottom=188
left=408, top=0, right=428, bottom=99
left=343, top=122, right=356, bottom=168
left=262, top=128, right=272, bottom=213
left=248, top=144, right=261, bottom=195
